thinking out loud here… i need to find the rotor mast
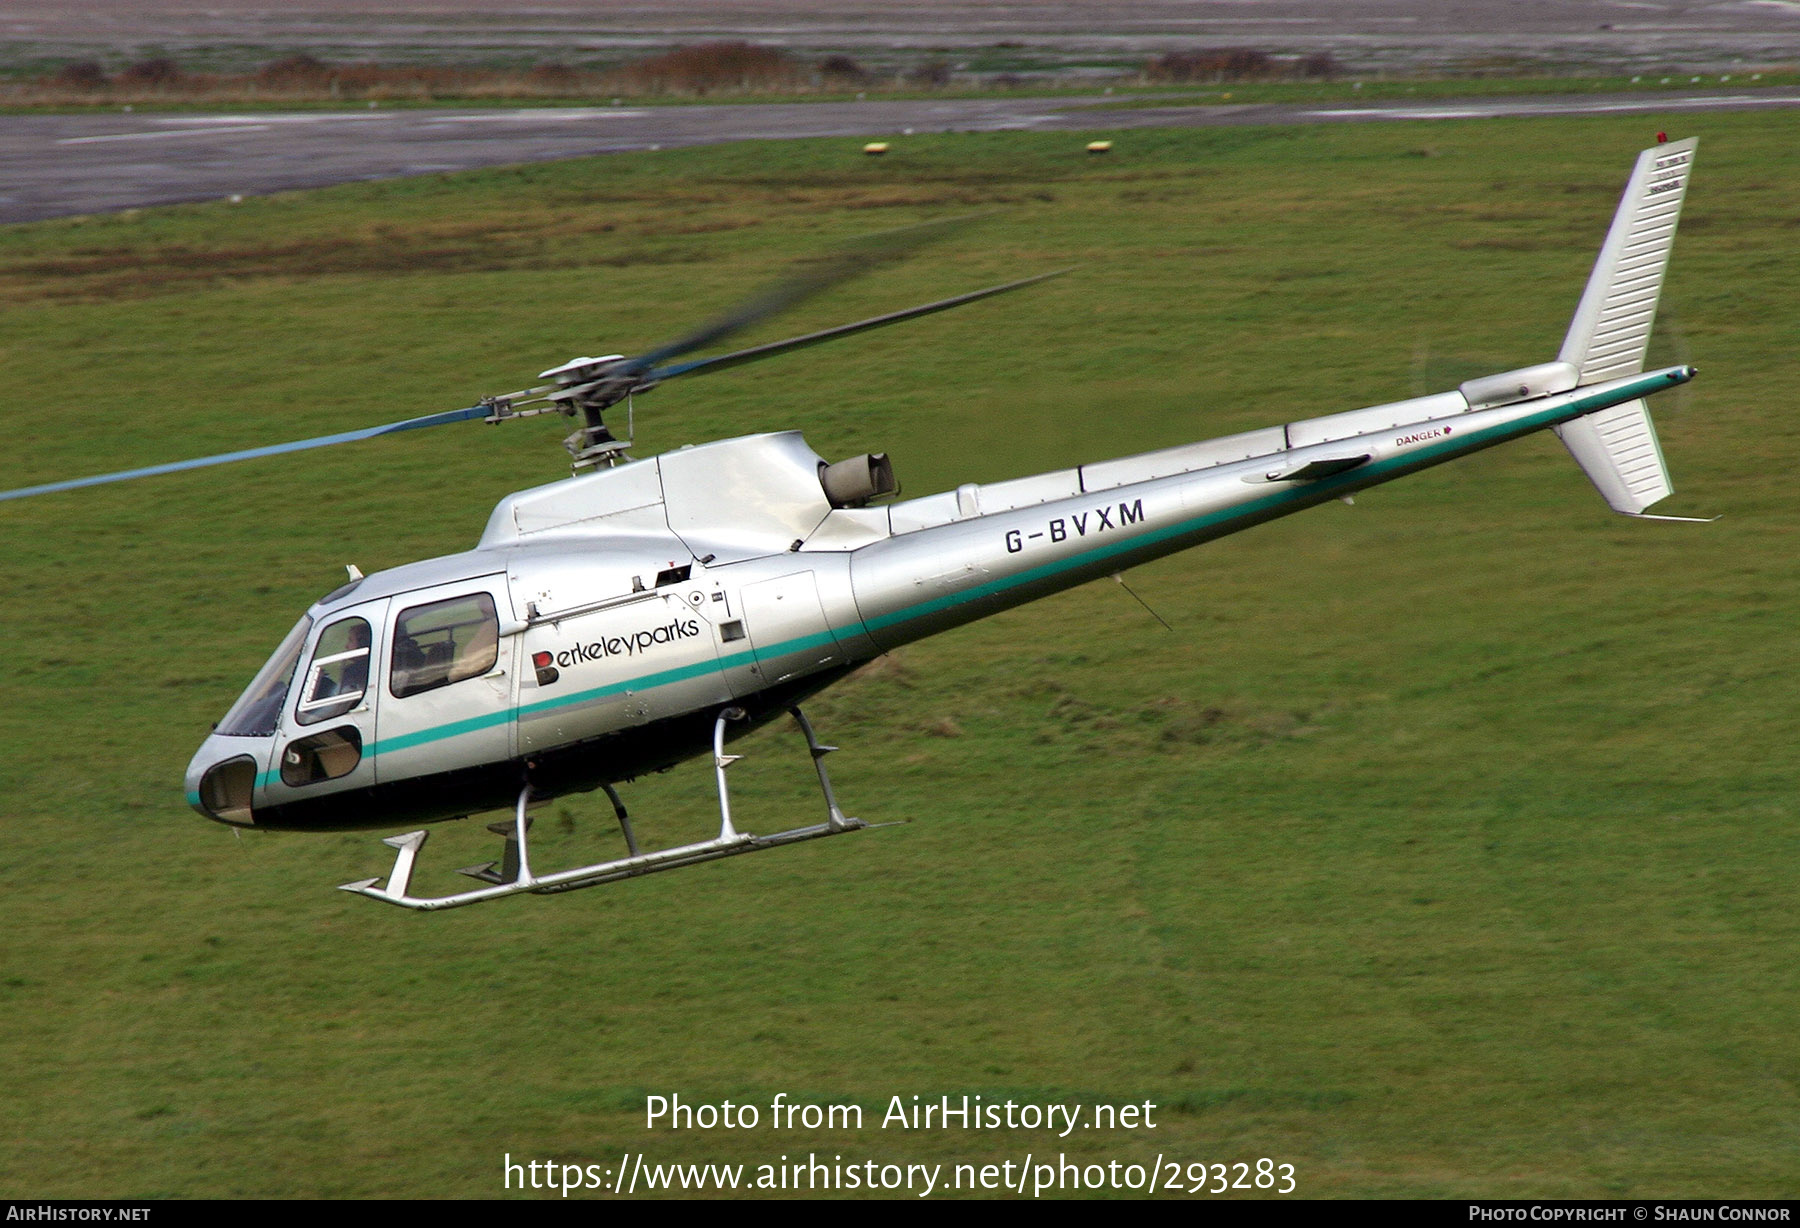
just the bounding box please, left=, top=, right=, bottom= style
left=480, top=353, right=650, bottom=471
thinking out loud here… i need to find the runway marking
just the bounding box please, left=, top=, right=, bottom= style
left=425, top=110, right=648, bottom=123
left=58, top=124, right=272, bottom=145
left=153, top=113, right=395, bottom=126
left=1308, top=107, right=1493, bottom=120
left=1306, top=94, right=1800, bottom=120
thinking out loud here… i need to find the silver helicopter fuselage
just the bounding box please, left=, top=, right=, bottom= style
left=183, top=357, right=1690, bottom=832
left=184, top=135, right=1701, bottom=844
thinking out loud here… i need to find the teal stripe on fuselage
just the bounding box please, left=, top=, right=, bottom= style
left=320, top=372, right=1673, bottom=768
left=366, top=630, right=842, bottom=759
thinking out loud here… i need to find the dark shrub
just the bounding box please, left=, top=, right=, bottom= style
left=257, top=54, right=332, bottom=87
left=1297, top=52, right=1339, bottom=79
left=818, top=54, right=866, bottom=84
left=53, top=60, right=108, bottom=89
left=904, top=58, right=952, bottom=87
left=619, top=42, right=802, bottom=94
left=118, top=57, right=183, bottom=87
left=526, top=61, right=582, bottom=89
left=1145, top=49, right=1275, bottom=83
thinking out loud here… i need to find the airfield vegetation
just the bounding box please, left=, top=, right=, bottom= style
left=2, top=115, right=1796, bottom=1198
left=6, top=30, right=1795, bottom=113
left=5, top=68, right=1797, bottom=115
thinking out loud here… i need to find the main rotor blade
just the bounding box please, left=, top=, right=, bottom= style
left=628, top=216, right=978, bottom=373
left=0, top=404, right=489, bottom=503
left=649, top=269, right=1069, bottom=383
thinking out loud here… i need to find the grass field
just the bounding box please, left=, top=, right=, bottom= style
left=1, top=113, right=1796, bottom=1199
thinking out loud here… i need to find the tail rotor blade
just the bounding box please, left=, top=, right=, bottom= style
left=0, top=404, right=489, bottom=503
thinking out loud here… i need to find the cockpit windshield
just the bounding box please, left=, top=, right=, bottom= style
left=215, top=615, right=312, bottom=737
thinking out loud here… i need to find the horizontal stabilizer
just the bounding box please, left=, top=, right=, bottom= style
left=1275, top=455, right=1370, bottom=482
left=1247, top=455, right=1370, bottom=485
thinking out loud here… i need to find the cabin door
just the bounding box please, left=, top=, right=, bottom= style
left=263, top=597, right=388, bottom=809
left=373, top=574, right=516, bottom=784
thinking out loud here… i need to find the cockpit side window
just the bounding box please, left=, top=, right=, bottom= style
left=216, top=615, right=312, bottom=737
left=390, top=593, right=499, bottom=699
left=295, top=617, right=372, bottom=727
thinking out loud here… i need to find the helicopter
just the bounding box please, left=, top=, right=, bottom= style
left=5, top=137, right=1703, bottom=911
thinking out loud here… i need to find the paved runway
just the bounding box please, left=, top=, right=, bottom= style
left=6, top=88, right=1798, bottom=223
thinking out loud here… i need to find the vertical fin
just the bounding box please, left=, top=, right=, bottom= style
left=1559, top=137, right=1697, bottom=384
left=1556, top=137, right=1696, bottom=514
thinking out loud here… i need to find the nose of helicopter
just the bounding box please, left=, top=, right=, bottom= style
left=185, top=734, right=266, bottom=827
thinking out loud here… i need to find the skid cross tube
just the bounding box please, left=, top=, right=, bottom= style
left=601, top=782, right=639, bottom=856
left=792, top=706, right=854, bottom=831
left=338, top=705, right=882, bottom=910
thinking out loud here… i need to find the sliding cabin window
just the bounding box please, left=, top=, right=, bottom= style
left=390, top=593, right=499, bottom=699
left=295, top=617, right=372, bottom=727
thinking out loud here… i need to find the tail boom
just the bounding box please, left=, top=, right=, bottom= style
left=848, top=365, right=1693, bottom=651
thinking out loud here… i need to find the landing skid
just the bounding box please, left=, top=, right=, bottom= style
left=339, top=705, right=892, bottom=911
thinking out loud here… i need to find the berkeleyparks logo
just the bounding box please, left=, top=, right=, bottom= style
left=555, top=616, right=704, bottom=666
left=532, top=616, right=704, bottom=686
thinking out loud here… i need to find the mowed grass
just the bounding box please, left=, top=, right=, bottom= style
left=1, top=116, right=1796, bottom=1198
